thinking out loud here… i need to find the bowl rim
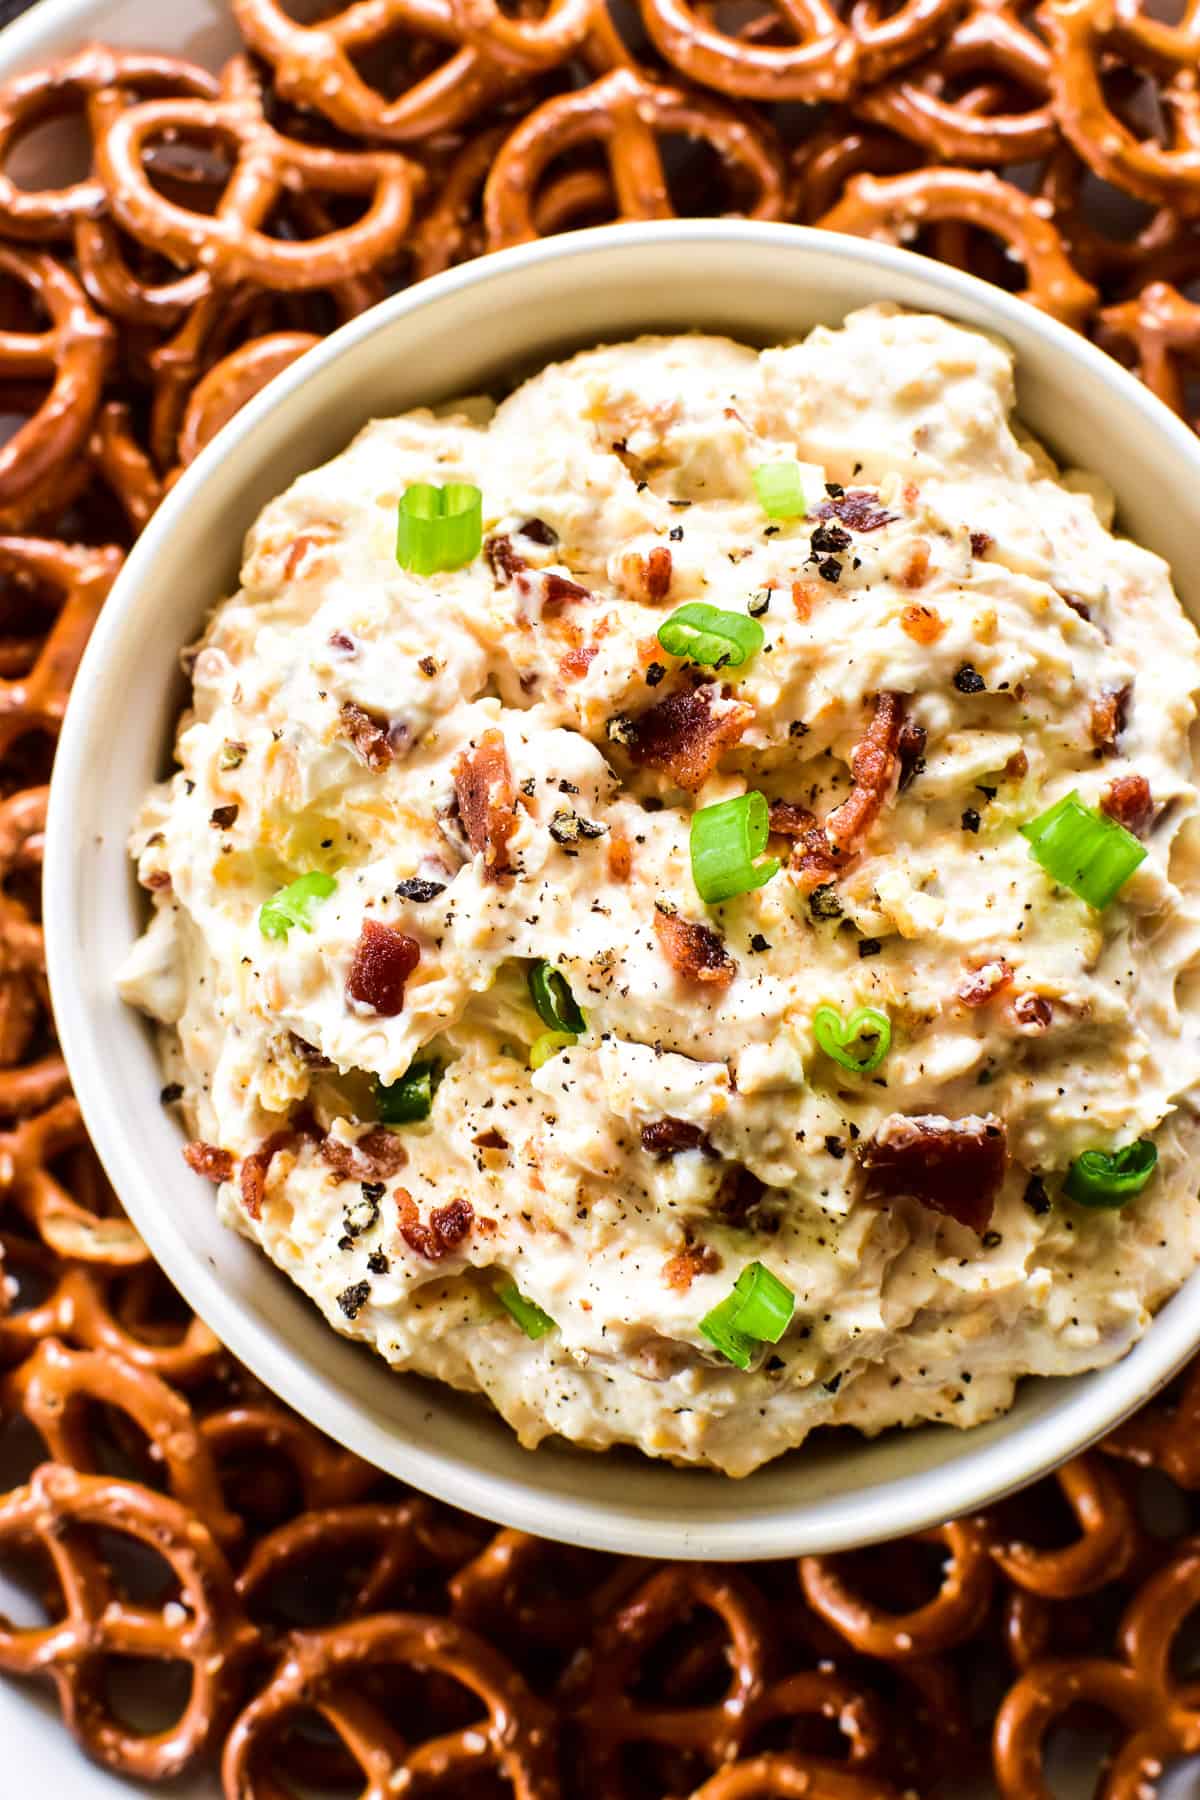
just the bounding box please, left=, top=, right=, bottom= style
left=45, top=218, right=1200, bottom=1556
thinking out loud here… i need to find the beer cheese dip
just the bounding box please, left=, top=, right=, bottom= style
left=120, top=304, right=1200, bottom=1476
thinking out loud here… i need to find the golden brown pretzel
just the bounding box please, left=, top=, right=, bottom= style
left=980, top=1454, right=1141, bottom=1598
left=449, top=0, right=600, bottom=70
left=0, top=1094, right=146, bottom=1267
left=0, top=1463, right=257, bottom=1780
left=637, top=0, right=858, bottom=102
left=176, top=331, right=319, bottom=468
left=198, top=1399, right=381, bottom=1530
left=817, top=168, right=1099, bottom=327
left=95, top=55, right=423, bottom=291
left=688, top=1756, right=907, bottom=1799
left=1102, top=1348, right=1200, bottom=1487
left=0, top=536, right=122, bottom=758
left=1098, top=282, right=1200, bottom=432
left=484, top=65, right=788, bottom=249
left=799, top=1522, right=995, bottom=1659
left=222, top=1612, right=560, bottom=1799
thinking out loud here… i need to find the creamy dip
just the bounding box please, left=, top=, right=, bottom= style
left=120, top=305, right=1200, bottom=1475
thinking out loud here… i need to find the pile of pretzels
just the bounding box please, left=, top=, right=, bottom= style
left=2, top=1, right=1200, bottom=1795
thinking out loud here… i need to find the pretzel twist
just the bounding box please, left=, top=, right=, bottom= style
left=980, top=1454, right=1142, bottom=1597
left=199, top=1400, right=381, bottom=1528
left=799, top=1522, right=995, bottom=1659
left=688, top=1755, right=908, bottom=1798
left=0, top=1464, right=257, bottom=1780
left=1099, top=281, right=1200, bottom=431
left=0, top=537, right=122, bottom=758
left=0, top=1094, right=146, bottom=1266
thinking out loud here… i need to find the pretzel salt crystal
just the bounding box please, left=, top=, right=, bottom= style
left=817, top=168, right=1099, bottom=327
left=96, top=55, right=424, bottom=290
left=484, top=65, right=788, bottom=249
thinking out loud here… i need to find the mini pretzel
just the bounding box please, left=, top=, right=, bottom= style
left=448, top=0, right=599, bottom=70
left=689, top=1755, right=906, bottom=1799
left=1102, top=1348, right=1200, bottom=1487
left=980, top=1454, right=1140, bottom=1598
left=0, top=537, right=122, bottom=759
left=636, top=0, right=857, bottom=102
left=232, top=0, right=522, bottom=144
left=199, top=1399, right=380, bottom=1528
left=175, top=332, right=319, bottom=469
left=0, top=1094, right=147, bottom=1267
left=0, top=1464, right=256, bottom=1780
left=222, top=1612, right=560, bottom=1799
left=449, top=1527, right=647, bottom=1656
left=3, top=1337, right=242, bottom=1548
left=798, top=1522, right=995, bottom=1659
left=817, top=168, right=1099, bottom=328
left=1043, top=0, right=1200, bottom=211
left=484, top=66, right=788, bottom=249
left=1098, top=282, right=1200, bottom=431
left=0, top=783, right=50, bottom=1084
left=96, top=55, right=424, bottom=291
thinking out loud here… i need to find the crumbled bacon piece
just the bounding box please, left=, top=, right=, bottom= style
left=542, top=572, right=593, bottom=611
left=183, top=1141, right=233, bottom=1182
left=899, top=541, right=931, bottom=589
left=607, top=829, right=633, bottom=882
left=627, top=683, right=751, bottom=792
left=716, top=1164, right=767, bottom=1228
left=814, top=490, right=895, bottom=532
left=346, top=920, right=420, bottom=1016
left=897, top=719, right=927, bottom=793
left=768, top=799, right=815, bottom=838
left=339, top=701, right=393, bottom=771
left=901, top=604, right=943, bottom=644
left=641, top=1118, right=714, bottom=1157
left=1089, top=683, right=1131, bottom=754
left=970, top=531, right=992, bottom=558
left=240, top=1131, right=294, bottom=1220
left=283, top=531, right=332, bottom=580
left=560, top=643, right=598, bottom=681
left=859, top=1113, right=1008, bottom=1235
left=653, top=907, right=736, bottom=989
left=1005, top=749, right=1029, bottom=780
left=396, top=1188, right=474, bottom=1260
left=143, top=869, right=171, bottom=891
left=791, top=581, right=819, bottom=620
left=958, top=960, right=1013, bottom=1007
left=454, top=728, right=518, bottom=882
left=663, top=1242, right=721, bottom=1292
left=644, top=546, right=672, bottom=601
left=319, top=1128, right=407, bottom=1183
left=519, top=517, right=557, bottom=546
left=791, top=692, right=904, bottom=891
left=1102, top=773, right=1153, bottom=835
left=1012, top=992, right=1053, bottom=1031
left=485, top=535, right=526, bottom=585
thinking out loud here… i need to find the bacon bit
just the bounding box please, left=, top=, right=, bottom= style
left=329, top=630, right=356, bottom=655
left=768, top=799, right=815, bottom=838
left=183, top=1141, right=233, bottom=1182
left=607, top=829, right=633, bottom=882
left=900, top=603, right=944, bottom=645
left=319, top=1127, right=407, bottom=1183
left=1090, top=683, right=1131, bottom=755
left=899, top=541, right=931, bottom=589
left=627, top=683, right=751, bottom=792
left=663, top=1242, right=721, bottom=1292
left=1102, top=773, right=1153, bottom=835
left=542, top=572, right=593, bottom=611
left=518, top=517, right=557, bottom=546
left=339, top=701, right=393, bottom=771
left=143, top=869, right=171, bottom=891
left=641, top=1118, right=714, bottom=1157
left=283, top=531, right=331, bottom=580
left=644, top=546, right=672, bottom=601
left=716, top=1164, right=767, bottom=1227
left=970, top=531, right=992, bottom=558
left=859, top=1114, right=1008, bottom=1235
left=1062, top=594, right=1091, bottom=622
left=791, top=580, right=819, bottom=620
left=395, top=1188, right=474, bottom=1260
left=289, top=1032, right=332, bottom=1068
left=454, top=728, right=518, bottom=882
left=1012, top=992, right=1053, bottom=1031
left=1005, top=749, right=1029, bottom=780
left=485, top=535, right=526, bottom=585
left=815, top=490, right=895, bottom=532
left=791, top=692, right=904, bottom=891
left=560, top=643, right=598, bottom=681
left=653, top=907, right=736, bottom=989
left=346, top=920, right=420, bottom=1017
left=240, top=1131, right=294, bottom=1220
left=958, top=960, right=1013, bottom=1007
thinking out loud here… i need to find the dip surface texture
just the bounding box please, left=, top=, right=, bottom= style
left=121, top=305, right=1200, bottom=1475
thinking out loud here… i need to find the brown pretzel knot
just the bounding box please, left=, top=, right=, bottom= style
left=979, top=1453, right=1141, bottom=1598
left=993, top=1545, right=1200, bottom=1798
left=1042, top=0, right=1200, bottom=211
left=484, top=66, right=788, bottom=249
left=817, top=168, right=1099, bottom=327
left=1098, top=282, right=1200, bottom=431
left=199, top=1399, right=381, bottom=1531
left=0, top=782, right=52, bottom=1083
left=0, top=537, right=122, bottom=759
left=0, top=1463, right=257, bottom=1779
left=688, top=1756, right=907, bottom=1799
left=636, top=0, right=857, bottom=102
left=0, top=249, right=112, bottom=527
left=798, top=1521, right=995, bottom=1659
left=0, top=44, right=219, bottom=241
left=0, top=1094, right=147, bottom=1267
left=222, top=1612, right=560, bottom=1799
left=449, top=1526, right=648, bottom=1657
left=232, top=0, right=524, bottom=144
left=175, top=332, right=319, bottom=469
left=1033, top=144, right=1191, bottom=289
left=448, top=0, right=600, bottom=70
left=2, top=1337, right=242, bottom=1548
left=95, top=55, right=423, bottom=290
left=1102, top=1348, right=1200, bottom=1487
left=2, top=1251, right=223, bottom=1385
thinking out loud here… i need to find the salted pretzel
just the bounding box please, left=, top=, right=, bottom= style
left=175, top=331, right=319, bottom=469
left=0, top=537, right=122, bottom=759
left=449, top=1526, right=648, bottom=1660
left=689, top=1756, right=907, bottom=1799
left=448, top=0, right=600, bottom=70
left=96, top=55, right=423, bottom=291
left=799, top=1521, right=995, bottom=1661
left=979, top=1454, right=1141, bottom=1598
left=2, top=1337, right=242, bottom=1549
left=0, top=1464, right=256, bottom=1780
left=222, top=1611, right=560, bottom=1799
left=636, top=0, right=857, bottom=103
left=1099, top=282, right=1200, bottom=431
left=484, top=65, right=788, bottom=249
left=199, top=1398, right=381, bottom=1530
left=0, top=1093, right=147, bottom=1267
left=817, top=168, right=1099, bottom=328
left=1102, top=1348, right=1200, bottom=1488
left=0, top=782, right=50, bottom=1085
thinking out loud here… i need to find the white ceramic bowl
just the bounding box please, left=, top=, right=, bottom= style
left=44, top=219, right=1200, bottom=1559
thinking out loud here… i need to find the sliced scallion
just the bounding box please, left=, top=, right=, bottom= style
left=700, top=1261, right=795, bottom=1368
left=529, top=1030, right=577, bottom=1069
left=1019, top=790, right=1146, bottom=910
left=813, top=1004, right=892, bottom=1075
left=752, top=462, right=806, bottom=520
left=497, top=1279, right=556, bottom=1339
left=657, top=602, right=763, bottom=670
left=375, top=1060, right=440, bottom=1125
left=1065, top=1139, right=1157, bottom=1208
left=528, top=961, right=585, bottom=1035
left=259, top=871, right=336, bottom=941
left=395, top=482, right=483, bottom=576
left=690, top=791, right=780, bottom=904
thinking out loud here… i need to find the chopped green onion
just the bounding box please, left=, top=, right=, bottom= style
left=395, top=482, right=483, bottom=575
left=752, top=462, right=806, bottom=520
left=528, top=961, right=585, bottom=1034
left=530, top=1030, right=577, bottom=1069
left=690, top=791, right=780, bottom=904
left=813, top=1004, right=892, bottom=1074
left=1019, top=790, right=1146, bottom=910
left=700, top=1261, right=795, bottom=1369
left=259, top=871, right=337, bottom=941
left=375, top=1059, right=440, bottom=1125
left=657, top=602, right=764, bottom=670
left=1065, top=1139, right=1157, bottom=1209
left=497, top=1279, right=555, bottom=1339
